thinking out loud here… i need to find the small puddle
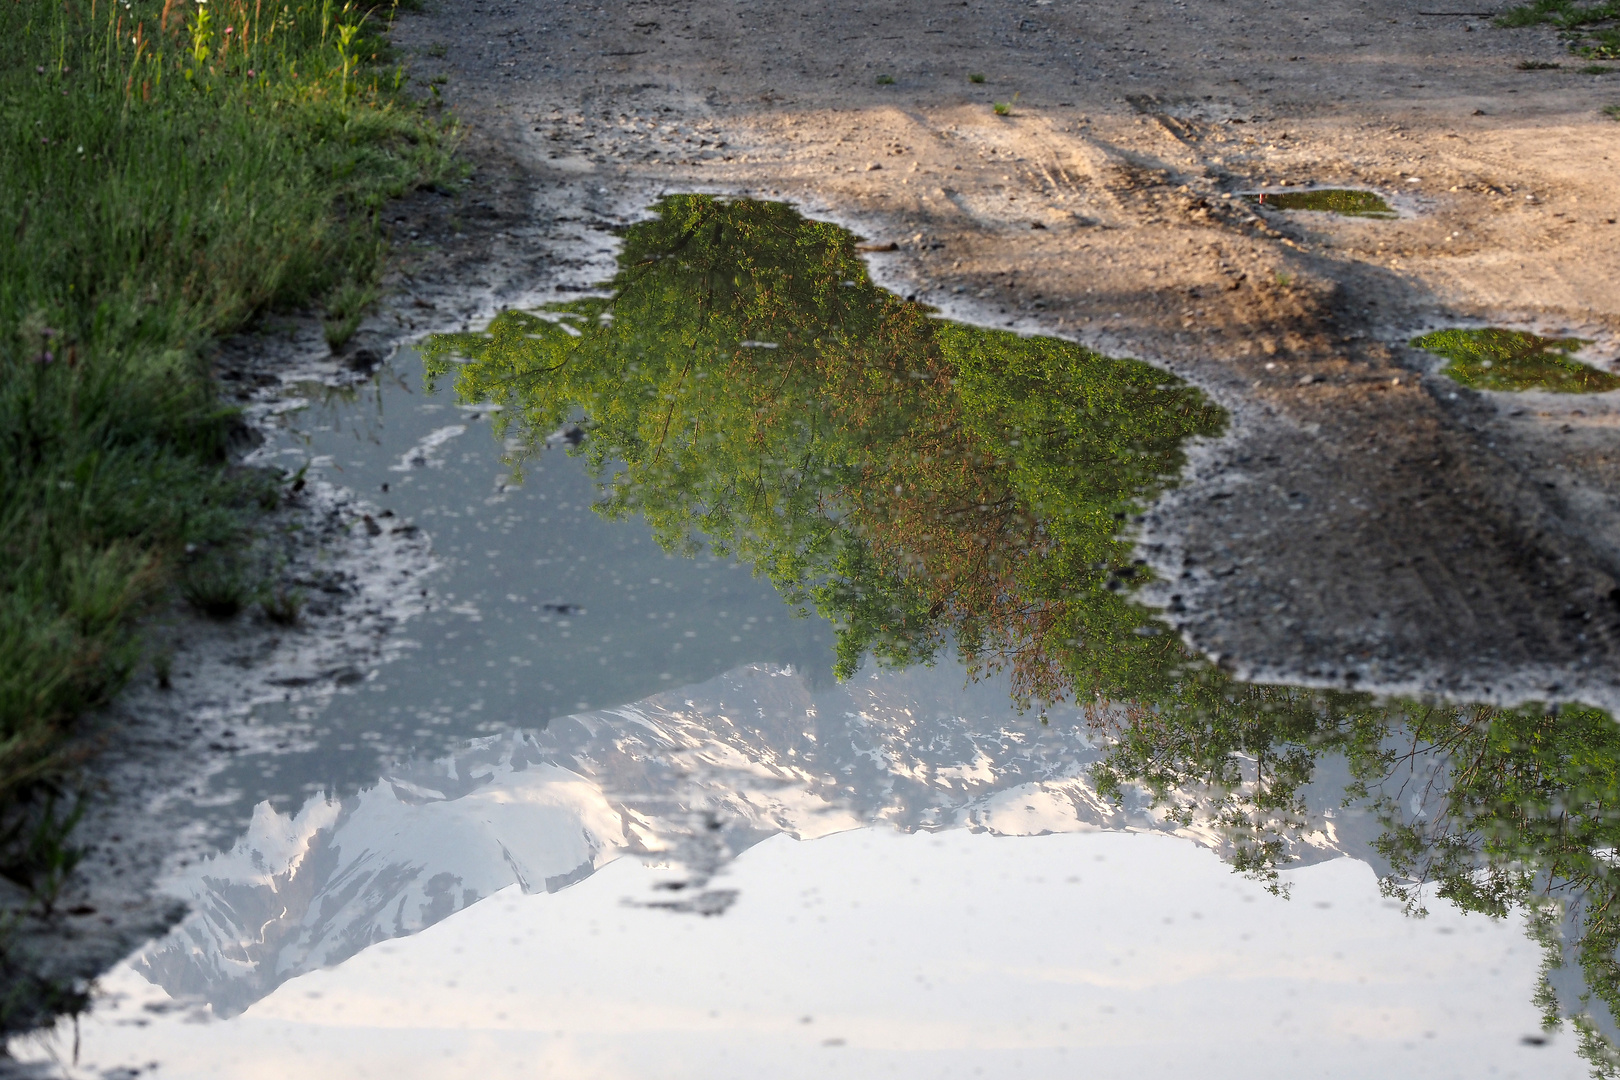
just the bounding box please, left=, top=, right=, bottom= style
left=11, top=197, right=1616, bottom=1077
left=1242, top=187, right=1397, bottom=218
left=1414, top=327, right=1620, bottom=393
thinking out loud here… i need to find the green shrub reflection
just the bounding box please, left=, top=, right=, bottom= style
left=425, top=195, right=1620, bottom=1071
left=1414, top=328, right=1620, bottom=393
left=423, top=195, right=1225, bottom=704
left=1242, top=188, right=1397, bottom=218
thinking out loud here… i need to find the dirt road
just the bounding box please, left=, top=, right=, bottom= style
left=384, top=0, right=1620, bottom=709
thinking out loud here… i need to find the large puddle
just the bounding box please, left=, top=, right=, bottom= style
left=11, top=197, right=1620, bottom=1077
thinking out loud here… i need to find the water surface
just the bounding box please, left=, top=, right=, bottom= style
left=1242, top=188, right=1396, bottom=218
left=11, top=196, right=1618, bottom=1078
left=1414, top=328, right=1618, bottom=393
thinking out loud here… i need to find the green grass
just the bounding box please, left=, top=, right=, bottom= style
left=1497, top=0, right=1620, bottom=59
left=968, top=72, right=986, bottom=83
left=1412, top=328, right=1620, bottom=392
left=1605, top=102, right=1620, bottom=117
left=875, top=73, right=894, bottom=85
left=0, top=0, right=457, bottom=804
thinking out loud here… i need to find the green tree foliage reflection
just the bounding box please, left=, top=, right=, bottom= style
left=424, top=195, right=1620, bottom=1072
left=422, top=195, right=1225, bottom=705
left=1103, top=690, right=1620, bottom=1075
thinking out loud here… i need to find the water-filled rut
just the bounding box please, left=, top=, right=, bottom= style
left=11, top=197, right=1620, bottom=1078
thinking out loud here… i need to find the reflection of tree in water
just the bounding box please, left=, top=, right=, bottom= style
left=424, top=194, right=1620, bottom=1074
left=1101, top=690, right=1620, bottom=1073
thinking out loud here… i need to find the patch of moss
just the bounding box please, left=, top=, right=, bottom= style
left=1242, top=189, right=1396, bottom=219
left=1412, top=328, right=1620, bottom=393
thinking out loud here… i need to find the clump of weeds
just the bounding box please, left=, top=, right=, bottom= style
left=179, top=552, right=259, bottom=620
left=262, top=586, right=306, bottom=627
left=1497, top=1, right=1620, bottom=60
left=1605, top=103, right=1620, bottom=118
left=968, top=72, right=986, bottom=83
left=1517, top=58, right=1564, bottom=68
left=875, top=73, right=895, bottom=85
left=992, top=93, right=1020, bottom=116
left=323, top=277, right=383, bottom=350
left=0, top=784, right=86, bottom=918
left=152, top=647, right=174, bottom=689
left=0, top=782, right=93, bottom=1036
left=1581, top=62, right=1616, bottom=70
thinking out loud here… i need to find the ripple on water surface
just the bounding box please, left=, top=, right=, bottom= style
left=12, top=197, right=1612, bottom=1078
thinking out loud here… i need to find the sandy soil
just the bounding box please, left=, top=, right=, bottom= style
left=381, top=0, right=1620, bottom=710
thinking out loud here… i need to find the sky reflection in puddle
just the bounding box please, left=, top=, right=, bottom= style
left=21, top=824, right=1574, bottom=1079
left=8, top=197, right=1614, bottom=1077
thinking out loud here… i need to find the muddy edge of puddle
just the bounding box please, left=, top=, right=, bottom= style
left=9, top=0, right=1620, bottom=1039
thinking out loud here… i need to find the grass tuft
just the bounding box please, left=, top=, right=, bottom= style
left=178, top=553, right=258, bottom=620
left=324, top=279, right=383, bottom=348
left=0, top=787, right=85, bottom=917
left=262, top=586, right=306, bottom=626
